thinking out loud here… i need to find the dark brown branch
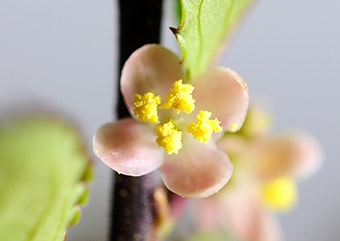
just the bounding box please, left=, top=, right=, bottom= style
left=110, top=1, right=164, bottom=241
left=117, top=0, right=163, bottom=119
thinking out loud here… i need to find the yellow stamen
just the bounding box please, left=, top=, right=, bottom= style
left=161, top=80, right=195, bottom=113
left=187, top=111, right=223, bottom=143
left=261, top=177, right=297, bottom=212
left=155, top=120, right=182, bottom=154
left=133, top=92, right=161, bottom=124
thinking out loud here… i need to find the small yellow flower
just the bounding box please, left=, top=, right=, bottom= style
left=188, top=111, right=223, bottom=143
left=161, top=79, right=196, bottom=113
left=155, top=120, right=182, bottom=154
left=133, top=92, right=161, bottom=124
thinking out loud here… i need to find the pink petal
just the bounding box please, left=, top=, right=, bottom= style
left=160, top=134, right=233, bottom=198
left=193, top=67, right=249, bottom=132
left=253, top=132, right=323, bottom=180
left=92, top=118, right=164, bottom=176
left=193, top=188, right=281, bottom=241
left=218, top=189, right=282, bottom=241
left=168, top=192, right=189, bottom=218
left=121, top=44, right=184, bottom=117
left=287, top=132, right=323, bottom=179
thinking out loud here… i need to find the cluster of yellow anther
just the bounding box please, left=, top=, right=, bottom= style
left=133, top=80, right=223, bottom=154
left=261, top=177, right=297, bottom=211
left=161, top=79, right=195, bottom=113
left=134, top=92, right=161, bottom=124
left=188, top=111, right=222, bottom=143
left=155, top=120, right=182, bottom=154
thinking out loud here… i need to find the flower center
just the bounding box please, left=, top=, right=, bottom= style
left=133, top=80, right=222, bottom=154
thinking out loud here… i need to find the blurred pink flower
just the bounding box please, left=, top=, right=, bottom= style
left=189, top=107, right=323, bottom=240
left=93, top=44, right=249, bottom=198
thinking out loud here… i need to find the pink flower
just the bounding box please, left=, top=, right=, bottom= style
left=189, top=107, right=323, bottom=240
left=93, top=44, right=249, bottom=198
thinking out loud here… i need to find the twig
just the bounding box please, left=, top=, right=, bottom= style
left=110, top=1, right=164, bottom=240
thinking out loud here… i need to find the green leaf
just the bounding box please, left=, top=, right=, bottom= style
left=0, top=117, right=93, bottom=241
left=172, top=0, right=253, bottom=79
left=175, top=0, right=182, bottom=22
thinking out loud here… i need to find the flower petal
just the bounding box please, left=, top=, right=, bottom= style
left=160, top=134, right=233, bottom=198
left=92, top=118, right=163, bottom=176
left=193, top=67, right=249, bottom=132
left=219, top=189, right=282, bottom=241
left=121, top=44, right=184, bottom=117
left=193, top=187, right=282, bottom=241
left=253, top=132, right=323, bottom=180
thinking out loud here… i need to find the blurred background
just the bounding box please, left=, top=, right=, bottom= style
left=0, top=0, right=339, bottom=240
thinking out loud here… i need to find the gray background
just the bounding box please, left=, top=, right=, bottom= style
left=1, top=0, right=339, bottom=240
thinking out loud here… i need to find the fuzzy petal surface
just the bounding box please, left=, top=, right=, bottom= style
left=121, top=44, right=184, bottom=117
left=160, top=134, right=233, bottom=198
left=193, top=67, right=249, bottom=132
left=93, top=118, right=163, bottom=176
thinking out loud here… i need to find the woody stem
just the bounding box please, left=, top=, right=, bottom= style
left=110, top=0, right=163, bottom=241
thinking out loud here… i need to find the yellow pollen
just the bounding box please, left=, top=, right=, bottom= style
left=242, top=81, right=248, bottom=90
left=261, top=177, right=297, bottom=212
left=187, top=111, right=223, bottom=143
left=155, top=120, right=182, bottom=154
left=161, top=80, right=195, bottom=113
left=230, top=123, right=238, bottom=132
left=133, top=92, right=161, bottom=124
